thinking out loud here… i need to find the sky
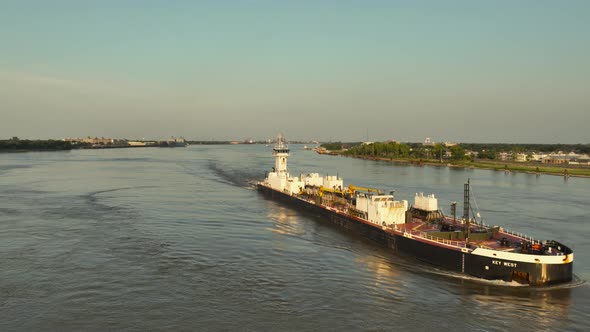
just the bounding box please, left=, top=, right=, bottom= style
left=1, top=1, right=589, bottom=143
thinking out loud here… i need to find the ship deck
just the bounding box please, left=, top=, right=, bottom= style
left=393, top=218, right=567, bottom=256
left=288, top=190, right=569, bottom=257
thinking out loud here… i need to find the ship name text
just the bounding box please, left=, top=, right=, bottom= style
left=492, top=260, right=518, bottom=268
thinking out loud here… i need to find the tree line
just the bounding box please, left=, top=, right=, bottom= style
left=0, top=139, right=74, bottom=151
left=321, top=141, right=590, bottom=161
left=332, top=141, right=467, bottom=161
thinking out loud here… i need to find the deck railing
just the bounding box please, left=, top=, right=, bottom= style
left=387, top=224, right=466, bottom=248
left=303, top=193, right=541, bottom=247
left=498, top=228, right=539, bottom=244
left=446, top=217, right=540, bottom=245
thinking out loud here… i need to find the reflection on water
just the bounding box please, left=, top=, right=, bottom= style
left=266, top=203, right=307, bottom=255
left=266, top=204, right=304, bottom=236
left=358, top=254, right=401, bottom=281
left=460, top=284, right=572, bottom=330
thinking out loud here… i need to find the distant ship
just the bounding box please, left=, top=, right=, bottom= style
left=257, top=136, right=574, bottom=286
left=161, top=136, right=188, bottom=147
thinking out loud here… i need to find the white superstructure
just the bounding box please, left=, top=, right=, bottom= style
left=263, top=135, right=304, bottom=195
left=300, top=173, right=344, bottom=190
left=263, top=136, right=348, bottom=196
left=303, top=173, right=324, bottom=187
left=355, top=194, right=408, bottom=226
left=414, top=193, right=438, bottom=211
left=260, top=135, right=409, bottom=226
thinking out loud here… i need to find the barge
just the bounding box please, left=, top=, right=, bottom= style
left=257, top=136, right=574, bottom=286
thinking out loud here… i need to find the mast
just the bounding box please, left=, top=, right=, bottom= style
left=464, top=179, right=470, bottom=244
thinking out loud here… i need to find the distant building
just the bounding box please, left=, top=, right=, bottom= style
left=514, top=153, right=527, bottom=162
left=63, top=137, right=80, bottom=143
left=128, top=141, right=144, bottom=146
left=85, top=137, right=114, bottom=145
left=167, top=136, right=186, bottom=143
left=571, top=155, right=590, bottom=165
left=128, top=141, right=147, bottom=146
left=64, top=137, right=114, bottom=145
left=540, top=153, right=586, bottom=164
left=542, top=155, right=569, bottom=164
left=498, top=152, right=510, bottom=161
left=530, top=153, right=546, bottom=162
left=424, top=137, right=434, bottom=146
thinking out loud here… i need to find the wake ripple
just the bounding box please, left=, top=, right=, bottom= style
left=207, top=161, right=265, bottom=188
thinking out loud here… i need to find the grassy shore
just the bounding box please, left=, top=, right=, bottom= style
left=454, top=160, right=590, bottom=177
left=336, top=154, right=590, bottom=178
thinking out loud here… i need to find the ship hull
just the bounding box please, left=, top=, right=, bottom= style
left=465, top=250, right=573, bottom=286
left=257, top=184, right=573, bottom=286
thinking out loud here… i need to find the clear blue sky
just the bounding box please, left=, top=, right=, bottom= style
left=1, top=1, right=588, bottom=143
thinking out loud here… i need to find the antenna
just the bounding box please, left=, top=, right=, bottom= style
left=464, top=179, right=470, bottom=244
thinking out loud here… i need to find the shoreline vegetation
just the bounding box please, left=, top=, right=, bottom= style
left=0, top=139, right=226, bottom=152
left=2, top=138, right=588, bottom=178
left=317, top=141, right=590, bottom=178
left=340, top=154, right=590, bottom=178
left=0, top=138, right=288, bottom=152
left=0, top=139, right=74, bottom=152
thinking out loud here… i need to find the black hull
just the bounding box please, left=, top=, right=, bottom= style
left=465, top=251, right=573, bottom=286
left=257, top=185, right=573, bottom=286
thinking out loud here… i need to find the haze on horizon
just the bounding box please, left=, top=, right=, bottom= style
left=1, top=1, right=588, bottom=144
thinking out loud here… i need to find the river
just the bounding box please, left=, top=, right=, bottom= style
left=1, top=145, right=588, bottom=331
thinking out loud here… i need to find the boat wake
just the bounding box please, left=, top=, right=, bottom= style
left=207, top=161, right=264, bottom=189
left=421, top=266, right=586, bottom=289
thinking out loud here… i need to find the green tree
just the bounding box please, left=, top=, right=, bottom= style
left=449, top=145, right=466, bottom=161
left=478, top=149, right=496, bottom=160
left=433, top=144, right=445, bottom=162
left=320, top=142, right=343, bottom=151
left=399, top=144, right=411, bottom=157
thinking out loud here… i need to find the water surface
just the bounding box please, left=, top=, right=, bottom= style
left=1, top=145, right=588, bottom=331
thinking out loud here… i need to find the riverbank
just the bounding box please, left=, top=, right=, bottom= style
left=327, top=153, right=590, bottom=178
